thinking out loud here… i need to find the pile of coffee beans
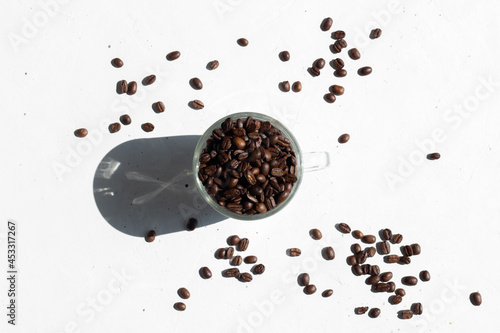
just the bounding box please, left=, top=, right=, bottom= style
left=198, top=117, right=298, bottom=215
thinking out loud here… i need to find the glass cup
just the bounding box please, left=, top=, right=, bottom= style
left=193, top=112, right=329, bottom=220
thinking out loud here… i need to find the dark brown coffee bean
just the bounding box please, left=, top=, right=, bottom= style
left=313, top=58, right=326, bottom=69
left=412, top=303, right=423, bottom=315
left=74, top=128, right=88, bottom=138
left=399, top=256, right=411, bottom=265
left=127, top=81, right=137, bottom=95
left=362, top=265, right=371, bottom=276
left=324, top=93, right=336, bottom=104
left=224, top=268, right=240, bottom=278
left=366, top=275, right=381, bottom=285
left=371, top=28, right=382, bottom=39
left=309, top=66, right=320, bottom=77
left=322, top=289, right=333, bottom=298
left=332, top=30, right=345, bottom=39
left=388, top=281, right=396, bottom=292
left=118, top=80, right=128, bottom=94
left=280, top=81, right=290, bottom=92
left=352, top=230, right=363, bottom=239
left=255, top=203, right=267, bottom=214
left=401, top=310, right=413, bottom=319
left=228, top=235, right=240, bottom=246
left=391, top=295, right=403, bottom=305
left=380, top=272, right=393, bottom=282
left=304, top=284, right=317, bottom=295
left=420, top=270, right=431, bottom=282
left=395, top=288, right=406, bottom=297
left=279, top=51, right=290, bottom=62
left=402, top=276, right=418, bottom=286
left=324, top=247, right=335, bottom=260
left=411, top=243, right=421, bottom=255
left=208, top=60, right=219, bottom=70
left=253, top=264, right=265, bottom=275
left=200, top=267, right=212, bottom=279
left=144, top=74, right=156, bottom=85
left=153, top=101, right=165, bottom=113
left=225, top=247, right=234, bottom=259
left=351, top=243, right=362, bottom=254
left=371, top=265, right=381, bottom=276
left=347, top=256, right=357, bottom=266
left=382, top=229, right=392, bottom=241
left=299, top=273, right=310, bottom=286
left=369, top=308, right=381, bottom=318
left=166, top=51, right=181, bottom=61
left=178, top=288, right=190, bottom=299
left=120, top=114, right=131, bottom=125
left=348, top=48, right=361, bottom=60
left=174, top=302, right=186, bottom=311
left=427, top=152, right=441, bottom=160
left=330, top=85, right=344, bottom=96
left=392, top=234, right=403, bottom=244
left=338, top=223, right=351, bottom=233
left=367, top=247, right=376, bottom=257
left=334, top=69, right=347, bottom=77
left=237, top=38, right=248, bottom=47
left=470, top=292, right=482, bottom=306
left=362, top=235, right=376, bottom=244
left=239, top=272, right=252, bottom=282
left=186, top=218, right=198, bottom=231
left=111, top=58, right=123, bottom=68
left=380, top=241, right=391, bottom=254
left=402, top=245, right=413, bottom=257
left=142, top=122, right=154, bottom=132
left=332, top=58, right=344, bottom=69
left=338, top=133, right=350, bottom=144
left=238, top=238, right=249, bottom=251
left=356, top=251, right=368, bottom=265
left=385, top=255, right=399, bottom=263
left=310, top=228, right=322, bottom=240
left=145, top=230, right=156, bottom=242
left=230, top=256, right=242, bottom=267
left=352, top=264, right=363, bottom=276
left=320, top=17, right=333, bottom=31
left=190, top=77, right=203, bottom=90
left=192, top=99, right=204, bottom=109
left=358, top=66, right=372, bottom=76
left=292, top=81, right=302, bottom=92
left=355, top=307, right=368, bottom=315
left=244, top=255, right=257, bottom=264
left=335, top=39, right=347, bottom=51
left=216, top=248, right=226, bottom=259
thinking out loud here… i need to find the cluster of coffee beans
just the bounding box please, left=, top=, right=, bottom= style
left=174, top=287, right=190, bottom=311
left=198, top=117, right=297, bottom=215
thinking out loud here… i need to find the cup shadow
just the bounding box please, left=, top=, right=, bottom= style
left=93, top=135, right=227, bottom=237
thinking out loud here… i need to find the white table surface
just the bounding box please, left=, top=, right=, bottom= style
left=2, top=0, right=499, bottom=332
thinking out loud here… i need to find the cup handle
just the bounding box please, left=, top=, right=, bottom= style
left=302, top=152, right=330, bottom=172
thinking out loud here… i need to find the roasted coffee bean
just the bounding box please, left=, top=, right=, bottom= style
left=225, top=247, right=235, bottom=259
left=347, top=256, right=357, bottom=266
left=320, top=17, right=333, bottom=31
left=190, top=77, right=203, bottom=90
left=420, top=270, right=431, bottom=282
left=332, top=39, right=347, bottom=53
left=304, top=284, right=317, bottom=295
left=382, top=228, right=392, bottom=241
left=186, top=218, right=198, bottom=231
left=427, top=152, right=441, bottom=160
left=208, top=60, right=219, bottom=70
left=74, top=128, right=88, bottom=138
left=352, top=230, right=363, bottom=239
left=200, top=267, right=212, bottom=279
left=395, top=288, right=406, bottom=297
left=355, top=307, right=368, bottom=315
left=228, top=235, right=240, bottom=246
left=332, top=58, right=344, bottom=69
left=334, top=69, right=347, bottom=77
left=292, top=81, right=302, bottom=92
left=192, top=99, right=204, bottom=109
left=313, top=58, right=326, bottom=69
left=127, top=81, right=137, bottom=95
left=232, top=255, right=242, bottom=266
left=166, top=51, right=181, bottom=61
left=324, top=247, right=335, bottom=260
left=358, top=66, right=372, bottom=76
left=380, top=241, right=391, bottom=254
left=366, top=275, right=381, bottom=285
left=470, top=292, right=482, bottom=306
left=310, top=228, right=323, bottom=240
left=356, top=251, right=368, bottom=265
left=324, top=93, right=336, bottom=104
left=391, top=295, right=403, bottom=305
left=362, top=264, right=371, bottom=275
left=330, top=85, right=344, bottom=96
left=299, top=273, right=310, bottom=286
left=401, top=310, right=413, bottom=319
left=154, top=101, right=165, bottom=113
left=332, top=30, right=345, bottom=39
left=348, top=48, right=361, bottom=60
left=362, top=235, right=376, bottom=244
left=367, top=246, right=376, bottom=257
left=178, top=288, right=190, bottom=299
left=351, top=243, right=362, bottom=254
left=322, top=289, right=333, bottom=298
left=237, top=38, right=248, bottom=47
left=371, top=28, right=382, bottom=39
left=338, top=223, right=351, bottom=233
left=142, top=122, right=155, bottom=132
left=245, top=170, right=257, bottom=185
left=385, top=255, right=399, bottom=263
left=280, top=81, right=290, bottom=92
left=118, top=80, right=128, bottom=94
left=279, top=51, right=290, bottom=62
left=411, top=243, right=421, bottom=255
left=309, top=66, right=320, bottom=77
left=239, top=272, right=253, bottom=282
left=371, top=265, right=381, bottom=276
left=402, top=245, right=413, bottom=257
left=255, top=203, right=267, bottom=214
left=392, top=234, right=403, bottom=244
left=253, top=264, right=265, bottom=275
left=412, top=303, right=423, bottom=315
left=111, top=58, right=123, bottom=68
left=369, top=308, right=381, bottom=318
left=244, top=255, right=257, bottom=264
left=238, top=238, right=249, bottom=251
left=145, top=230, right=156, bottom=242
left=338, top=134, right=350, bottom=144
left=380, top=272, right=393, bottom=282
left=144, top=74, right=156, bottom=85
left=216, top=248, right=226, bottom=259
left=399, top=256, right=411, bottom=265
left=402, top=276, right=418, bottom=286
left=352, top=264, right=363, bottom=276
left=224, top=268, right=240, bottom=277
left=374, top=283, right=390, bottom=292
left=388, top=281, right=396, bottom=292
left=174, top=302, right=186, bottom=311
left=120, top=114, right=131, bottom=125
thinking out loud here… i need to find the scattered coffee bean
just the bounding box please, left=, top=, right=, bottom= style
left=380, top=241, right=391, bottom=254
left=391, top=295, right=403, bottom=304
left=289, top=248, right=302, bottom=257
left=111, top=58, right=123, bottom=68
left=369, top=308, right=381, bottom=318
left=332, top=30, right=346, bottom=39
left=109, top=122, right=121, bottom=133
left=347, top=256, right=357, bottom=266
left=331, top=39, right=347, bottom=53
left=186, top=218, right=198, bottom=231
left=239, top=272, right=253, bottom=282
left=470, top=292, right=482, bottom=306
left=127, top=81, right=137, bottom=95
left=192, top=99, right=204, bottom=109
left=402, top=276, right=418, bottom=286
left=352, top=230, right=363, bottom=239
left=178, top=288, right=190, bottom=299
left=358, top=66, right=372, bottom=76
left=166, top=51, right=181, bottom=61
left=238, top=238, right=249, bottom=251
left=427, top=153, right=441, bottom=160
left=330, top=85, right=345, bottom=96
left=324, top=247, right=335, bottom=260
left=118, top=80, right=128, bottom=94
left=313, top=58, right=326, bottom=69
left=392, top=234, right=403, bottom=244
left=232, top=255, right=242, bottom=266
left=322, top=289, right=333, bottom=298
left=356, top=250, right=368, bottom=265
left=420, top=270, right=431, bottom=282
left=382, top=229, right=392, bottom=241
left=120, top=114, right=131, bottom=125
left=366, top=275, right=381, bottom=285
left=334, top=69, right=347, bottom=77
left=309, top=66, right=321, bottom=77
left=310, top=228, right=322, bottom=240
left=385, top=255, right=399, bottom=263
left=237, top=38, right=248, bottom=47
left=411, top=243, right=421, bottom=255
left=320, top=17, right=333, bottom=31
left=351, top=243, right=362, bottom=254
left=332, top=58, right=344, bottom=69
left=304, top=284, right=317, bottom=295
left=244, top=255, right=257, bottom=264
left=225, top=247, right=235, bottom=259
left=388, top=282, right=396, bottom=292
left=380, top=272, right=393, bottom=282
left=348, top=48, right=361, bottom=60
left=144, top=74, right=156, bottom=85
left=142, top=122, right=155, bottom=132
left=371, top=265, right=381, bottom=276
left=279, top=51, right=290, bottom=62
left=154, top=101, right=165, bottom=113
left=292, top=81, right=302, bottom=92
left=367, top=247, right=376, bottom=257
left=280, top=81, right=290, bottom=92
left=395, top=288, right=406, bottom=297
left=216, top=248, right=226, bottom=259
left=224, top=268, right=240, bottom=278
left=338, top=133, right=350, bottom=144
left=355, top=307, right=368, bottom=315
left=208, top=60, right=219, bottom=70
left=299, top=273, right=310, bottom=286
left=338, top=223, right=351, bottom=233
left=400, top=310, right=413, bottom=319
left=228, top=235, right=240, bottom=246
left=412, top=303, right=423, bottom=315
left=352, top=264, right=363, bottom=276
left=200, top=267, right=212, bottom=279
left=362, top=235, right=376, bottom=244
left=253, top=264, right=265, bottom=275
left=402, top=245, right=413, bottom=257
left=174, top=302, right=186, bottom=311
left=324, top=93, right=336, bottom=103
left=362, top=264, right=371, bottom=275
left=190, top=77, right=203, bottom=90
left=371, top=28, right=382, bottom=39
left=145, top=230, right=156, bottom=242
left=399, top=256, right=411, bottom=264
left=74, top=128, right=88, bottom=138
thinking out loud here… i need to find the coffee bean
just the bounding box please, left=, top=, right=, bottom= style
left=402, top=245, right=413, bottom=257
left=362, top=235, right=376, bottom=244
left=332, top=39, right=347, bottom=53
left=330, top=85, right=344, bottom=96
left=388, top=281, right=396, bottom=292
left=288, top=248, right=301, bottom=257
left=385, top=255, right=399, bottom=263
left=186, top=218, right=198, bottom=231
left=309, top=66, right=320, bottom=77
left=338, top=223, right=351, bottom=233
left=369, top=308, right=381, bottom=318
left=304, top=284, right=317, bottom=295
left=225, top=247, right=235, bottom=259
left=142, top=123, right=154, bottom=132
left=299, top=273, right=310, bottom=286
left=392, top=234, right=403, bottom=244
left=108, top=122, right=121, bottom=133
left=322, top=289, right=333, bottom=298
left=334, top=69, right=347, bottom=77
left=208, top=60, right=219, bottom=70
left=391, top=295, right=403, bottom=305
left=231, top=255, right=242, bottom=266
left=178, top=287, right=190, bottom=299
left=395, top=288, right=406, bottom=297
left=332, top=58, right=344, bottom=69
left=367, top=246, right=376, bottom=257
left=200, top=267, right=212, bottom=279
left=380, top=272, right=393, bottom=282
left=255, top=203, right=267, bottom=214
left=324, top=93, right=336, bottom=103
left=190, top=77, right=203, bottom=90
left=166, top=51, right=181, bottom=61
left=279, top=51, right=290, bottom=62
left=118, top=80, right=128, bottom=94
left=320, top=17, right=333, bottom=31
left=153, top=101, right=165, bottom=113
left=362, top=264, right=371, bottom=275
left=356, top=251, right=368, bottom=265
left=370, top=28, right=382, bottom=39
left=352, top=264, right=363, bottom=276
left=420, top=270, right=431, bottom=282
left=120, top=114, right=131, bottom=125
left=470, top=292, right=482, bottom=306
left=400, top=310, right=413, bottom=319
left=412, top=303, right=423, bottom=315
left=145, top=230, right=156, bottom=242
left=371, top=265, right=381, bottom=276
left=348, top=48, right=361, bottom=60
left=313, top=58, right=326, bottom=69
left=244, top=255, right=257, bottom=264
left=347, top=256, right=357, bottom=266
left=366, top=275, right=381, bottom=285
left=352, top=230, right=363, bottom=239
left=238, top=238, right=249, bottom=251
left=224, top=268, right=240, bottom=278
left=358, top=66, right=372, bottom=76
left=324, top=247, right=335, bottom=260
left=216, top=248, right=226, bottom=259
left=382, top=228, right=392, bottom=241
left=355, top=307, right=368, bottom=315
left=332, top=30, right=345, bottom=39
left=237, top=38, right=248, bottom=47
left=127, top=81, right=137, bottom=95
left=351, top=243, right=362, bottom=254
left=174, top=302, right=186, bottom=311
left=338, top=133, right=350, bottom=144
left=239, top=272, right=252, bottom=282
left=402, top=276, right=418, bottom=286
left=228, top=235, right=240, bottom=246
left=253, top=264, right=265, bottom=275
left=192, top=99, right=204, bottom=109
left=111, top=58, right=123, bottom=68
left=399, top=256, right=411, bottom=264
left=310, top=228, right=322, bottom=240
left=427, top=153, right=441, bottom=160
left=74, top=128, right=88, bottom=138
left=411, top=243, right=421, bottom=255
left=144, top=74, right=156, bottom=85
left=292, top=81, right=302, bottom=92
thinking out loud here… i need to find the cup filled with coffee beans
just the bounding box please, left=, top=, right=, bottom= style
left=193, top=112, right=328, bottom=220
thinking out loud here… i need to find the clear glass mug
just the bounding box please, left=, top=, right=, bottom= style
left=193, top=112, right=329, bottom=220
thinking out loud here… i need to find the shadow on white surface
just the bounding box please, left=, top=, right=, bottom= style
left=93, top=135, right=227, bottom=237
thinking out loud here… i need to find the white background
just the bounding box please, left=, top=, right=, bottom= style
left=1, top=0, right=500, bottom=332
